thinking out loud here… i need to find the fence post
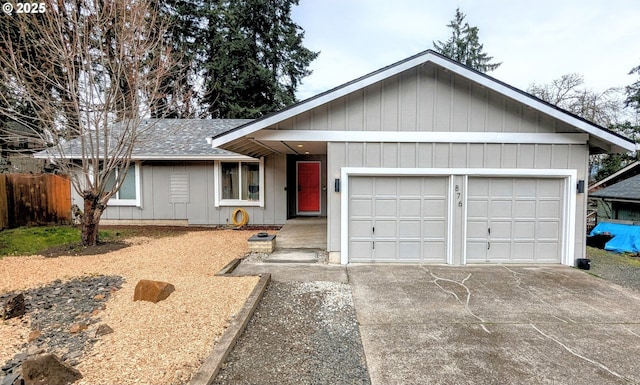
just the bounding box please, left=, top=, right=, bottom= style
left=0, top=175, right=7, bottom=229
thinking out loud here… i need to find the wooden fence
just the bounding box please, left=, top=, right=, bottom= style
left=0, top=174, right=72, bottom=229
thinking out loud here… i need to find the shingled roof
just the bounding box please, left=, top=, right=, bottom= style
left=590, top=174, right=640, bottom=201
left=36, top=119, right=254, bottom=160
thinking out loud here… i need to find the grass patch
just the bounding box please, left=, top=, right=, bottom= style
left=0, top=226, right=126, bottom=257
left=586, top=246, right=640, bottom=267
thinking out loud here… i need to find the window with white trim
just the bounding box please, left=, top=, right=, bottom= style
left=216, top=159, right=264, bottom=206
left=105, top=163, right=140, bottom=206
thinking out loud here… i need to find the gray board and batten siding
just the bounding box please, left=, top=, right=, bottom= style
left=75, top=155, right=288, bottom=226
left=289, top=63, right=588, bottom=264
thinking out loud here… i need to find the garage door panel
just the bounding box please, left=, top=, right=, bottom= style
left=399, top=178, right=421, bottom=195
left=538, top=179, right=562, bottom=197
left=375, top=199, right=397, bottom=216
left=513, top=242, right=535, bottom=257
left=488, top=242, right=511, bottom=260
left=538, top=201, right=561, bottom=217
left=491, top=221, right=512, bottom=238
left=349, top=241, right=372, bottom=260
left=537, top=242, right=561, bottom=260
left=423, top=178, right=448, bottom=195
left=374, top=241, right=398, bottom=259
left=490, top=200, right=512, bottom=217
left=351, top=199, right=372, bottom=216
left=351, top=219, right=373, bottom=237
left=398, top=242, right=421, bottom=259
left=537, top=221, right=560, bottom=239
left=514, top=221, right=535, bottom=238
left=423, top=241, right=446, bottom=261
left=467, top=221, right=488, bottom=238
left=490, top=179, right=513, bottom=196
left=399, top=199, right=421, bottom=216
left=349, top=176, right=448, bottom=263
left=351, top=177, right=373, bottom=194
left=423, top=199, right=447, bottom=217
left=514, top=201, right=536, bottom=218
left=467, top=200, right=488, bottom=218
left=376, top=220, right=397, bottom=237
left=374, top=179, right=397, bottom=195
left=467, top=241, right=488, bottom=262
left=399, top=220, right=421, bottom=237
left=515, top=180, right=537, bottom=197
left=468, top=179, right=489, bottom=197
left=423, top=220, right=446, bottom=238
left=467, top=177, right=564, bottom=264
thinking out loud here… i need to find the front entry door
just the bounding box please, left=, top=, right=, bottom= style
left=297, top=161, right=321, bottom=215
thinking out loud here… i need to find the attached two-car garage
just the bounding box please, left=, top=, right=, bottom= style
left=345, top=171, right=570, bottom=265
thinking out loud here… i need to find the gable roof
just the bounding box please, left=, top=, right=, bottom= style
left=588, top=161, right=640, bottom=192
left=590, top=173, right=640, bottom=201
left=210, top=49, right=636, bottom=156
left=36, top=119, right=253, bottom=160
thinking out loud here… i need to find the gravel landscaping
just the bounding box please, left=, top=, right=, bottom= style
left=0, top=230, right=260, bottom=385
left=213, top=280, right=370, bottom=385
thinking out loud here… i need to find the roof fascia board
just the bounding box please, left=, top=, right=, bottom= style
left=252, top=130, right=589, bottom=145
left=427, top=55, right=635, bottom=152
left=36, top=154, right=257, bottom=161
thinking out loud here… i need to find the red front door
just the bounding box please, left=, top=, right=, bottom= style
left=297, top=162, right=320, bottom=213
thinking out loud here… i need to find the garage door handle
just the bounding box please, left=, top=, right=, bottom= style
left=487, top=241, right=491, bottom=250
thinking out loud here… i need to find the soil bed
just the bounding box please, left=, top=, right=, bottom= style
left=0, top=229, right=261, bottom=385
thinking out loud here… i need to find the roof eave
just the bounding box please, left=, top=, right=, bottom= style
left=210, top=50, right=636, bottom=154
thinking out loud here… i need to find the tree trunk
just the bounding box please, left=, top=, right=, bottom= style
left=81, top=194, right=104, bottom=246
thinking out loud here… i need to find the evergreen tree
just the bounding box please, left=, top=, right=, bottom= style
left=148, top=0, right=207, bottom=118
left=433, top=8, right=501, bottom=73
left=202, top=0, right=318, bottom=118
left=625, top=65, right=640, bottom=113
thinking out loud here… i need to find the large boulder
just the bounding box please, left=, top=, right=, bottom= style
left=1, top=293, right=25, bottom=320
left=21, top=353, right=82, bottom=385
left=133, top=280, right=175, bottom=303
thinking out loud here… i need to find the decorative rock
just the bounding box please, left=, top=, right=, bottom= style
left=28, top=330, right=41, bottom=343
left=93, top=294, right=106, bottom=301
left=94, top=324, right=114, bottom=337
left=69, top=323, right=87, bottom=334
left=21, top=353, right=82, bottom=385
left=133, top=280, right=175, bottom=303
left=1, top=294, right=25, bottom=320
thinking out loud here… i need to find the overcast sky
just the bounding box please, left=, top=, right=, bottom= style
left=291, top=0, right=640, bottom=101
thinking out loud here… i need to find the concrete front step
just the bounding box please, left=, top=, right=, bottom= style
left=264, top=249, right=319, bottom=263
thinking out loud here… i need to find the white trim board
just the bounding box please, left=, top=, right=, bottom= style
left=252, top=130, right=589, bottom=145
left=340, top=167, right=577, bottom=267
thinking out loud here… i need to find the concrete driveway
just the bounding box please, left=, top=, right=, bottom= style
left=231, top=262, right=640, bottom=384
left=348, top=265, right=640, bottom=385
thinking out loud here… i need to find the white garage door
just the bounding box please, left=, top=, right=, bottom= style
left=349, top=176, right=448, bottom=262
left=466, top=177, right=564, bottom=263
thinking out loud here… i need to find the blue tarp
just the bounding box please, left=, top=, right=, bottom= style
left=589, top=222, right=640, bottom=253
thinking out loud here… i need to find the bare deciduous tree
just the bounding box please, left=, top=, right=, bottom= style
left=528, top=73, right=624, bottom=128
left=0, top=0, right=180, bottom=245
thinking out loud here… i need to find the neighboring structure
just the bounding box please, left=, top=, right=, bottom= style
left=1, top=121, right=47, bottom=173
left=36, top=119, right=289, bottom=226
left=588, top=161, right=640, bottom=193
left=210, top=50, right=636, bottom=266
left=590, top=174, right=640, bottom=223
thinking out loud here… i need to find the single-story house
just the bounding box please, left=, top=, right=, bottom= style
left=209, top=50, right=635, bottom=266
left=590, top=174, right=640, bottom=223
left=43, top=50, right=636, bottom=266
